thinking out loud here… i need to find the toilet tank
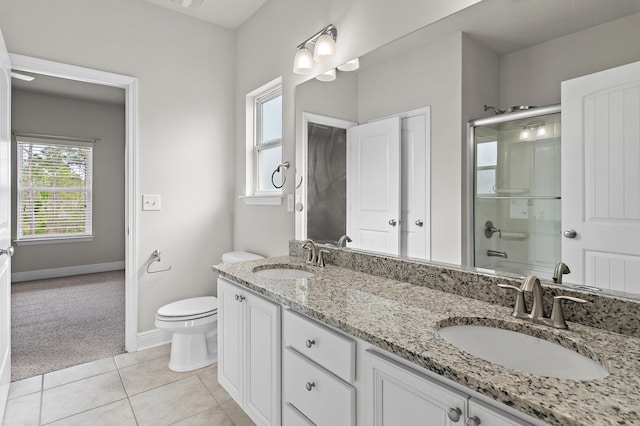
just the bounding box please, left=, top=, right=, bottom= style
left=221, top=251, right=264, bottom=264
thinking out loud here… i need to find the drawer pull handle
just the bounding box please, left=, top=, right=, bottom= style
left=447, top=407, right=462, bottom=422
left=305, top=339, right=316, bottom=348
left=234, top=294, right=245, bottom=302
left=305, top=381, right=315, bottom=391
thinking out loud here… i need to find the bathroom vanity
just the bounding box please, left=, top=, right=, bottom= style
left=213, top=252, right=640, bottom=426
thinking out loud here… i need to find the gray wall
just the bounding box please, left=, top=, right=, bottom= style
left=500, top=12, right=640, bottom=107
left=10, top=90, right=125, bottom=273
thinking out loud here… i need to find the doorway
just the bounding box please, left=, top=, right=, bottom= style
left=8, top=55, right=139, bottom=372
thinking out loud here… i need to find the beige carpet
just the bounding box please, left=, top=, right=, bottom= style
left=11, top=270, right=125, bottom=381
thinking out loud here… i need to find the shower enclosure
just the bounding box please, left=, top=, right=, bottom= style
left=468, top=105, right=561, bottom=278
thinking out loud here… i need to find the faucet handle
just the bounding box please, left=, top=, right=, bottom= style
left=317, top=249, right=330, bottom=267
left=498, top=284, right=527, bottom=318
left=549, top=295, right=587, bottom=329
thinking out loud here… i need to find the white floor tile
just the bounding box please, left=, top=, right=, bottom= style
left=118, top=355, right=193, bottom=396
left=40, top=371, right=127, bottom=424
left=8, top=376, right=42, bottom=400
left=114, top=344, right=170, bottom=369
left=129, top=376, right=218, bottom=426
left=44, top=358, right=117, bottom=390
left=45, top=399, right=136, bottom=426
left=2, top=392, right=41, bottom=426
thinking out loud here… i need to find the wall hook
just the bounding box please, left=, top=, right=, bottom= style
left=147, top=249, right=172, bottom=274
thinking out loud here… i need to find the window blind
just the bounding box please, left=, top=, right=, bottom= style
left=16, top=138, right=93, bottom=240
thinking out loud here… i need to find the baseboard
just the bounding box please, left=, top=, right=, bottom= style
left=11, top=261, right=125, bottom=283
left=137, top=328, right=172, bottom=352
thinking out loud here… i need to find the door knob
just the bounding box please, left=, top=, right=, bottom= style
left=388, top=219, right=397, bottom=226
left=563, top=229, right=577, bottom=239
left=0, top=246, right=14, bottom=257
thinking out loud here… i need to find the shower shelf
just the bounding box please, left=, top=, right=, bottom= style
left=477, top=195, right=561, bottom=200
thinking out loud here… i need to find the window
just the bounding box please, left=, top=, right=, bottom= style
left=476, top=140, right=497, bottom=195
left=244, top=77, right=283, bottom=203
left=254, top=86, right=283, bottom=194
left=16, top=137, right=93, bottom=241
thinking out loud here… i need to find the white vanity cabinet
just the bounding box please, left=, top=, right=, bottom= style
left=282, top=309, right=356, bottom=426
left=365, top=349, right=468, bottom=426
left=364, top=349, right=535, bottom=426
left=217, top=278, right=281, bottom=426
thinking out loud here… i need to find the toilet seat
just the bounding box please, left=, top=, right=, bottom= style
left=156, top=296, right=217, bottom=322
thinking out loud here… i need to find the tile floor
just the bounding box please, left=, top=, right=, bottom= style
left=2, top=345, right=255, bottom=426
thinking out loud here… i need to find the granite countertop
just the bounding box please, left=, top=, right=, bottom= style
left=213, top=256, right=640, bottom=426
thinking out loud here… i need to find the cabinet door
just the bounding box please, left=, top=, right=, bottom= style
left=365, top=350, right=468, bottom=426
left=217, top=278, right=244, bottom=404
left=468, top=399, right=533, bottom=426
left=244, top=290, right=281, bottom=426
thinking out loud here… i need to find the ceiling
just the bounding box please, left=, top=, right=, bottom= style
left=143, top=0, right=269, bottom=30
left=12, top=73, right=125, bottom=106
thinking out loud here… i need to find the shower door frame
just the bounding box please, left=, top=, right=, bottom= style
left=465, top=104, right=561, bottom=270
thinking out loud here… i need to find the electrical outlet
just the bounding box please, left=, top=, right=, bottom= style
left=142, top=194, right=161, bottom=211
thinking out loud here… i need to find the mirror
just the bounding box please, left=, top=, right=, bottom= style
left=294, top=0, right=640, bottom=296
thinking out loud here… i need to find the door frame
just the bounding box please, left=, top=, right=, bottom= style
left=10, top=54, right=139, bottom=352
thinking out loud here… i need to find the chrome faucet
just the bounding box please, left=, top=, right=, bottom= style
left=302, top=239, right=318, bottom=265
left=552, top=262, right=571, bottom=284
left=336, top=234, right=352, bottom=248
left=499, top=274, right=587, bottom=329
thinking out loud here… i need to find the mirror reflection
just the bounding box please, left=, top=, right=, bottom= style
left=294, top=0, right=640, bottom=296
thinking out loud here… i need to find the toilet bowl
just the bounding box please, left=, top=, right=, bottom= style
left=155, top=251, right=264, bottom=372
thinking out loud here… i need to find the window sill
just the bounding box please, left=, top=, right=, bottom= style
left=14, top=236, right=95, bottom=246
left=239, top=195, right=284, bottom=206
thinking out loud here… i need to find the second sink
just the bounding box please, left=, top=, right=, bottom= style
left=438, top=324, right=609, bottom=380
left=252, top=264, right=314, bottom=279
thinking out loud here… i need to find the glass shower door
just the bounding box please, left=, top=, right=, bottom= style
left=471, top=106, right=561, bottom=278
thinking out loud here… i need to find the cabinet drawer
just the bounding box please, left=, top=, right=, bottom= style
left=283, top=402, right=316, bottom=426
left=283, top=309, right=355, bottom=383
left=283, top=347, right=355, bottom=426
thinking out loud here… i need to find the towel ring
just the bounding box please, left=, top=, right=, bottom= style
left=147, top=249, right=172, bottom=274
left=271, top=161, right=290, bottom=189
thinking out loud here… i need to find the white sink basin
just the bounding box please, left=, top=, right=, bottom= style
left=252, top=265, right=314, bottom=279
left=438, top=325, right=609, bottom=380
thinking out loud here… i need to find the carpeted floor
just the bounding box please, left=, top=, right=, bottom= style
left=11, top=270, right=126, bottom=381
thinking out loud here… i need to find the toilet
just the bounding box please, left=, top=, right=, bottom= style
left=155, top=250, right=264, bottom=372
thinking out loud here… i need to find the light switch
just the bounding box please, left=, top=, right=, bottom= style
left=143, top=194, right=161, bottom=211
left=287, top=194, right=294, bottom=212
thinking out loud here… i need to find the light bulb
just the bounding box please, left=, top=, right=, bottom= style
left=313, top=34, right=336, bottom=63
left=293, top=47, right=314, bottom=75
left=536, top=126, right=547, bottom=137
left=520, top=128, right=530, bottom=140
left=315, top=68, right=336, bottom=82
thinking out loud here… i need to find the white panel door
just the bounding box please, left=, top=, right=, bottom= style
left=347, top=117, right=401, bottom=255
left=400, top=111, right=430, bottom=260
left=0, top=26, right=12, bottom=418
left=562, top=60, right=640, bottom=293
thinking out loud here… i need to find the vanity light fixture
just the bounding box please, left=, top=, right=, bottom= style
left=316, top=68, right=336, bottom=82
left=293, top=24, right=338, bottom=75
left=337, top=58, right=360, bottom=72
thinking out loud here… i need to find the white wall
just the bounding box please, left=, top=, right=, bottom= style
left=233, top=0, right=481, bottom=257
left=0, top=0, right=235, bottom=332
left=500, top=12, right=640, bottom=107
left=10, top=90, right=125, bottom=274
